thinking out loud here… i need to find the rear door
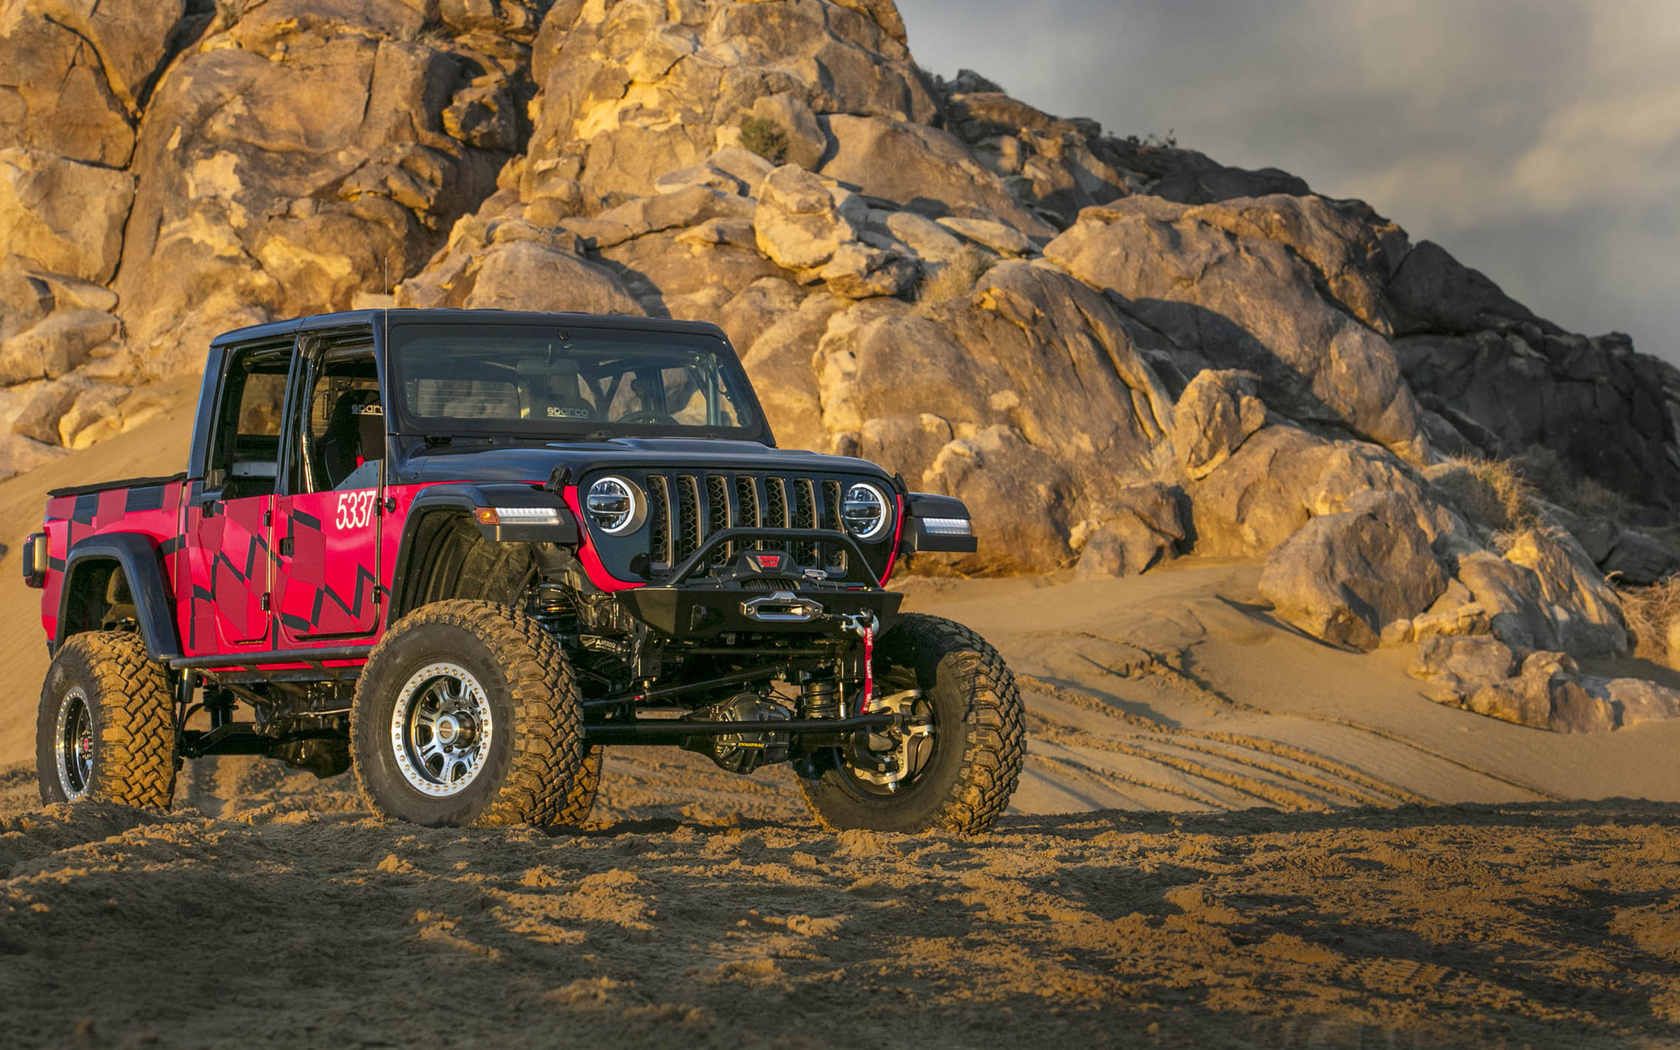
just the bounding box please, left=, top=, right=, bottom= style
left=271, top=331, right=386, bottom=643
left=179, top=342, right=292, bottom=653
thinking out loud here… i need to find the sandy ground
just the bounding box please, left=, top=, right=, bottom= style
left=3, top=389, right=1680, bottom=1046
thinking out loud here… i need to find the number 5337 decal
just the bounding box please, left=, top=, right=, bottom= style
left=335, top=489, right=377, bottom=530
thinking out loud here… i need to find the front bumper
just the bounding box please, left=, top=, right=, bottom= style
left=615, top=526, right=903, bottom=638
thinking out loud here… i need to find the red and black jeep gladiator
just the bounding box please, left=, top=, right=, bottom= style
left=22, top=310, right=1024, bottom=831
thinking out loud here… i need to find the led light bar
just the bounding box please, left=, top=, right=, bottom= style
left=475, top=506, right=563, bottom=526
left=920, top=516, right=973, bottom=536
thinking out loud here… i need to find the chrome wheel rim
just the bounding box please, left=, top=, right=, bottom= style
left=55, top=687, right=93, bottom=802
left=390, top=663, right=493, bottom=797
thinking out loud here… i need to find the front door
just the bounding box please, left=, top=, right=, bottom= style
left=273, top=337, right=384, bottom=644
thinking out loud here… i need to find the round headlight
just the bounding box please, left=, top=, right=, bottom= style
left=585, top=476, right=640, bottom=534
left=841, top=482, right=891, bottom=541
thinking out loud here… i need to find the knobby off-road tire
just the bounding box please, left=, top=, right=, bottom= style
left=798, top=613, right=1025, bottom=834
left=351, top=600, right=599, bottom=827
left=37, top=631, right=176, bottom=808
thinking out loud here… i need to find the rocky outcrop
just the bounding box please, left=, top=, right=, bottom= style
left=0, top=0, right=1673, bottom=657
left=1398, top=327, right=1680, bottom=508
left=1410, top=639, right=1680, bottom=734
left=1044, top=197, right=1427, bottom=462
left=0, top=0, right=545, bottom=476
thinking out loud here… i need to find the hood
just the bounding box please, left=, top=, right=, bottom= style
left=392, top=437, right=896, bottom=487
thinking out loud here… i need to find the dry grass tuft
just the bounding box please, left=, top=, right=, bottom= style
left=1433, top=457, right=1539, bottom=533
left=1619, top=577, right=1680, bottom=668
left=739, top=117, right=788, bottom=164
left=914, top=248, right=995, bottom=309
left=1510, top=444, right=1634, bottom=521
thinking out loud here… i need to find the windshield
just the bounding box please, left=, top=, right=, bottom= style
left=389, top=323, right=762, bottom=440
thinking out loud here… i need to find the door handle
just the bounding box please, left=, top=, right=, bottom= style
left=278, top=537, right=294, bottom=557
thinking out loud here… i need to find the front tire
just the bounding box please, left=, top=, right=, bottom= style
left=37, top=631, right=177, bottom=808
left=797, top=614, right=1025, bottom=834
left=351, top=600, right=599, bottom=827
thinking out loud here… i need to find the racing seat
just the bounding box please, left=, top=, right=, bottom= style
left=519, top=357, right=594, bottom=421
left=318, top=389, right=384, bottom=490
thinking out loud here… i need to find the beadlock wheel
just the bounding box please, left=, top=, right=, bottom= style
left=36, top=630, right=176, bottom=809
left=55, top=687, right=94, bottom=802
left=351, top=600, right=600, bottom=828
left=390, top=663, right=494, bottom=797
left=796, top=613, right=1025, bottom=834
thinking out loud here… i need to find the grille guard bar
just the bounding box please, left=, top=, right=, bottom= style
left=660, top=527, right=882, bottom=588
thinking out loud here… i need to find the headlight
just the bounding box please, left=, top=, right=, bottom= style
left=585, top=476, right=641, bottom=534
left=841, top=482, right=891, bottom=541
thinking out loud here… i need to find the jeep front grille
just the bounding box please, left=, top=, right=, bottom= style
left=639, top=471, right=859, bottom=576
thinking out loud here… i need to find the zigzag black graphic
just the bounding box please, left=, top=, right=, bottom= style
left=313, top=562, right=380, bottom=625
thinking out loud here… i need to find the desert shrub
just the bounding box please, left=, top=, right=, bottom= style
left=914, top=248, right=995, bottom=308
left=1124, top=130, right=1178, bottom=149
left=739, top=117, right=788, bottom=164
left=1432, top=457, right=1539, bottom=532
left=1510, top=443, right=1634, bottom=521
left=1619, top=577, right=1680, bottom=668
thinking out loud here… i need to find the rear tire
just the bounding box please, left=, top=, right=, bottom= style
left=37, top=631, right=177, bottom=808
left=797, top=614, right=1024, bottom=834
left=351, top=600, right=598, bottom=827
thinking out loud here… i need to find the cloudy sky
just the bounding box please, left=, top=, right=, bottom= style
left=897, top=0, right=1680, bottom=362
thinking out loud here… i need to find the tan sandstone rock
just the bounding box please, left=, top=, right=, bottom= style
left=1259, top=491, right=1448, bottom=651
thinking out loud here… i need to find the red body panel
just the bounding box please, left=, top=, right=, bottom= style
left=181, top=494, right=271, bottom=649
left=41, top=482, right=187, bottom=645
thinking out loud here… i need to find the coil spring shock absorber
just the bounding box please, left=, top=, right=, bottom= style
left=527, top=582, right=576, bottom=635
left=801, top=676, right=839, bottom=720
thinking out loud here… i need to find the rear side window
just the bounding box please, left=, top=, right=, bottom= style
left=208, top=345, right=292, bottom=497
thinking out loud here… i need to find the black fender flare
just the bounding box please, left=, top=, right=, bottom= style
left=56, top=533, right=182, bottom=661
left=388, top=483, right=578, bottom=614
left=900, top=492, right=978, bottom=554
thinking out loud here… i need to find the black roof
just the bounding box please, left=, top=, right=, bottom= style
left=208, top=309, right=729, bottom=348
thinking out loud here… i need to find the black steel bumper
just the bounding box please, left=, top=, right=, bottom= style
left=616, top=526, right=903, bottom=638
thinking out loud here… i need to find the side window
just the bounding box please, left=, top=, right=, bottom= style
left=208, top=347, right=290, bottom=498
left=295, top=345, right=382, bottom=493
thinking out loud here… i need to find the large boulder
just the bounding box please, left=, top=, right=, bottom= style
left=818, top=115, right=1054, bottom=237
left=1044, top=197, right=1427, bottom=462
left=1258, top=491, right=1448, bottom=651
left=0, top=1, right=168, bottom=166
left=1387, top=240, right=1540, bottom=337
left=1452, top=531, right=1629, bottom=660
left=753, top=165, right=859, bottom=272
left=0, top=309, right=121, bottom=385
left=815, top=261, right=1176, bottom=570
left=1466, top=651, right=1616, bottom=734
left=460, top=242, right=645, bottom=316
left=0, top=149, right=135, bottom=283
left=1407, top=634, right=1520, bottom=704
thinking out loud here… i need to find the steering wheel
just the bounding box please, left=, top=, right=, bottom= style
left=618, top=409, right=679, bottom=426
